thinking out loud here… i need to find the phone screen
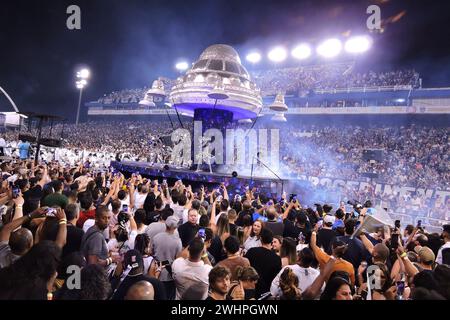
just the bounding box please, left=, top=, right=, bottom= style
left=198, top=228, right=206, bottom=239
left=122, top=204, right=128, bottom=213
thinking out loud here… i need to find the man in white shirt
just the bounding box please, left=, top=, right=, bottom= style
left=270, top=247, right=320, bottom=298
left=172, top=237, right=212, bottom=300
left=133, top=184, right=148, bottom=210
left=436, top=224, right=450, bottom=265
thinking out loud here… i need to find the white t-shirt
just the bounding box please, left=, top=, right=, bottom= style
left=243, top=236, right=261, bottom=253
left=171, top=258, right=213, bottom=300
left=134, top=192, right=147, bottom=210
left=107, top=230, right=138, bottom=254
left=270, top=264, right=321, bottom=298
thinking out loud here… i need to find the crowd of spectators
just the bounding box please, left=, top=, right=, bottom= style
left=1, top=120, right=448, bottom=225
left=251, top=63, right=420, bottom=96
left=0, top=158, right=448, bottom=300
left=92, top=64, right=419, bottom=106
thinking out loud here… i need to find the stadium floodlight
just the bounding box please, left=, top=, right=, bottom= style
left=77, top=68, right=90, bottom=79
left=291, top=43, right=312, bottom=60
left=175, top=61, right=189, bottom=72
left=75, top=67, right=90, bottom=125
left=344, top=36, right=372, bottom=54
left=268, top=47, right=287, bottom=63
left=246, top=52, right=261, bottom=64
left=316, top=38, right=342, bottom=58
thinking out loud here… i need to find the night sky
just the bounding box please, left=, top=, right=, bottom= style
left=1, top=0, right=450, bottom=121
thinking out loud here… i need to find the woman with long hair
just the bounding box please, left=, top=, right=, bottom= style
left=279, top=267, right=302, bottom=300
left=134, top=233, right=157, bottom=276
left=243, top=220, right=264, bottom=254
left=280, top=237, right=297, bottom=267
left=320, top=276, right=353, bottom=300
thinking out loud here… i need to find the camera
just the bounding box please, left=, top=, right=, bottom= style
left=118, top=210, right=130, bottom=225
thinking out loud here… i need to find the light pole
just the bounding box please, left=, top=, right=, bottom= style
left=75, top=68, right=90, bottom=125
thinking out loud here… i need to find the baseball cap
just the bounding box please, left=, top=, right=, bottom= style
left=323, top=214, right=336, bottom=225
left=123, top=250, right=144, bottom=270
left=165, top=216, right=179, bottom=228
left=418, top=247, right=435, bottom=264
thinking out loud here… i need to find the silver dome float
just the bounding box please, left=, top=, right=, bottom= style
left=169, top=44, right=263, bottom=121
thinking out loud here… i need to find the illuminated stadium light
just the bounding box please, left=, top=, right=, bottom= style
left=316, top=38, right=342, bottom=58
left=175, top=61, right=189, bottom=71
left=246, top=52, right=261, bottom=64
left=291, top=43, right=312, bottom=60
left=79, top=79, right=87, bottom=86
left=77, top=68, right=90, bottom=79
left=75, top=81, right=84, bottom=89
left=268, top=47, right=287, bottom=63
left=344, top=36, right=372, bottom=54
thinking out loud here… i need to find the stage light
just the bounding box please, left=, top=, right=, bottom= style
left=345, top=36, right=372, bottom=54
left=291, top=43, right=311, bottom=60
left=246, top=52, right=261, bottom=64
left=316, top=38, right=342, bottom=58
left=175, top=61, right=189, bottom=71
left=268, top=47, right=287, bottom=63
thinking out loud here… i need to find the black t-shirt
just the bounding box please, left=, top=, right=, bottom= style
left=111, top=274, right=167, bottom=300
left=229, top=223, right=237, bottom=237
left=62, top=224, right=85, bottom=258
left=283, top=219, right=301, bottom=239
left=208, top=236, right=227, bottom=264
left=144, top=192, right=156, bottom=213
left=317, top=228, right=337, bottom=255
left=337, top=235, right=370, bottom=271
left=245, top=247, right=281, bottom=298
left=265, top=221, right=284, bottom=237
left=178, top=222, right=199, bottom=248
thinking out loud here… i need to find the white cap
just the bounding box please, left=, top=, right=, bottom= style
left=323, top=214, right=336, bottom=225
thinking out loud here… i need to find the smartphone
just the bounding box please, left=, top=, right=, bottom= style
left=198, top=228, right=206, bottom=240
left=417, top=220, right=422, bottom=228
left=12, top=186, right=20, bottom=199
left=161, top=260, right=170, bottom=267
left=46, top=208, right=57, bottom=217
left=391, top=233, right=399, bottom=250
left=163, top=179, right=167, bottom=186
left=395, top=220, right=401, bottom=229
left=396, top=281, right=405, bottom=298
left=122, top=204, right=128, bottom=213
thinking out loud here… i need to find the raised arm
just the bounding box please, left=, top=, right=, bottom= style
left=282, top=201, right=295, bottom=220
left=221, top=183, right=229, bottom=201
left=302, top=257, right=336, bottom=300
left=54, top=208, right=67, bottom=249
left=359, top=233, right=375, bottom=256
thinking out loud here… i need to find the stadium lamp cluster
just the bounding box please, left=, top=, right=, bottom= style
left=76, top=68, right=90, bottom=89
left=246, top=36, right=372, bottom=63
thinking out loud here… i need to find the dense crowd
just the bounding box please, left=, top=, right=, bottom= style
left=92, top=64, right=420, bottom=106
left=97, top=78, right=176, bottom=105
left=1, top=120, right=448, bottom=225
left=251, top=64, right=420, bottom=95
left=0, top=156, right=448, bottom=300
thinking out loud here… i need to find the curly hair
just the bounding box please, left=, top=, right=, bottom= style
left=0, top=240, right=61, bottom=299
left=79, top=264, right=111, bottom=300
left=279, top=267, right=301, bottom=300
